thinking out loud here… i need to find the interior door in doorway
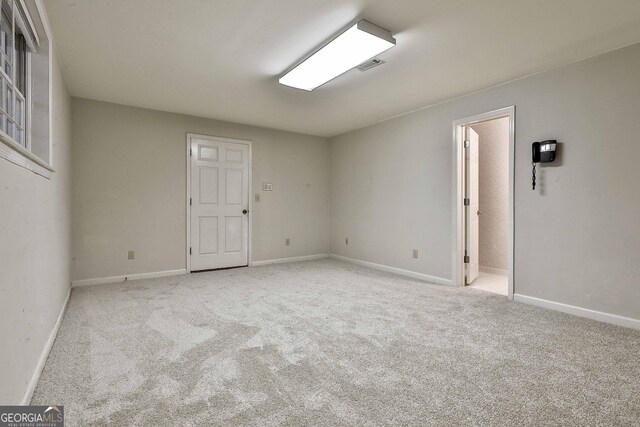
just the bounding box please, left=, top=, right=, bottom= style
left=465, top=127, right=480, bottom=284
left=190, top=136, right=249, bottom=271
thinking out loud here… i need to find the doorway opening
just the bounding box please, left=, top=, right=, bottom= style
left=452, top=107, right=515, bottom=299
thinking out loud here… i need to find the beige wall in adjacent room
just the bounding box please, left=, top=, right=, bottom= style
left=0, top=53, right=72, bottom=404
left=472, top=117, right=509, bottom=271
left=71, top=99, right=330, bottom=281
left=330, top=42, right=640, bottom=320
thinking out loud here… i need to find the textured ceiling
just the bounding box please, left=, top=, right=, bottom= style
left=45, top=0, right=640, bottom=137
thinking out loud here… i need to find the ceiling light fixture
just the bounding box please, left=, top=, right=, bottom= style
left=279, top=20, right=396, bottom=91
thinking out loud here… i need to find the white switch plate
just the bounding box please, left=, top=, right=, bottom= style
left=262, top=182, right=273, bottom=191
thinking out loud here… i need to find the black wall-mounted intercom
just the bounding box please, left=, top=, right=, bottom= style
left=532, top=140, right=557, bottom=190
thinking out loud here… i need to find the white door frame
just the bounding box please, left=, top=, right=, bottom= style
left=186, top=133, right=253, bottom=273
left=451, top=106, right=515, bottom=299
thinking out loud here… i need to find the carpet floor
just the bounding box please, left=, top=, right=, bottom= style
left=32, top=259, right=640, bottom=426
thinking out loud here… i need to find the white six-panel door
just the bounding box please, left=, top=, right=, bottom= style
left=189, top=136, right=249, bottom=271
left=465, top=127, right=480, bottom=284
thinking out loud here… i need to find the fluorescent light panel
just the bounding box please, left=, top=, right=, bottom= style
left=279, top=20, right=396, bottom=91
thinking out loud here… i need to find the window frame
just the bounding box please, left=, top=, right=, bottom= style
left=0, top=0, right=52, bottom=178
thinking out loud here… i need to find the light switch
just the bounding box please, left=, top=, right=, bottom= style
left=128, top=251, right=135, bottom=260
left=255, top=193, right=261, bottom=202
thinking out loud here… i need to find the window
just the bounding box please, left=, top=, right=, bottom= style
left=0, top=0, right=51, bottom=177
left=0, top=0, right=30, bottom=146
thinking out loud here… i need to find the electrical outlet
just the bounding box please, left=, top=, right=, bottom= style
left=413, top=249, right=418, bottom=259
left=345, top=237, right=349, bottom=245
left=255, top=193, right=261, bottom=202
left=285, top=238, right=290, bottom=246
left=128, top=250, right=135, bottom=260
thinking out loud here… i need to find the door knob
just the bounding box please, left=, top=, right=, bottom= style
left=242, top=209, right=248, bottom=214
left=477, top=210, right=482, bottom=215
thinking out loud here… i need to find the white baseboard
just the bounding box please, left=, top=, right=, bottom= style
left=251, top=254, right=329, bottom=267
left=480, top=266, right=508, bottom=276
left=71, top=269, right=187, bottom=288
left=21, top=286, right=71, bottom=405
left=329, top=254, right=452, bottom=286
left=514, top=294, right=640, bottom=330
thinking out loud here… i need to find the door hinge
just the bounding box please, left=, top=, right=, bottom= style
left=190, top=148, right=193, bottom=156
left=464, top=198, right=470, bottom=206
left=189, top=247, right=192, bottom=255
left=464, top=140, right=470, bottom=148
left=464, top=251, right=469, bottom=263
left=190, top=197, right=192, bottom=206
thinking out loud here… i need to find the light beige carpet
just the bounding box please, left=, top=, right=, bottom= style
left=32, top=259, right=640, bottom=426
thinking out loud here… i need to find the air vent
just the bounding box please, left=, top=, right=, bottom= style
left=357, top=58, right=385, bottom=72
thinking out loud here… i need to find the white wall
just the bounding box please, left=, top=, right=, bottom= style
left=71, top=99, right=329, bottom=281
left=472, top=118, right=509, bottom=271
left=330, top=42, right=640, bottom=320
left=0, top=52, right=72, bottom=404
